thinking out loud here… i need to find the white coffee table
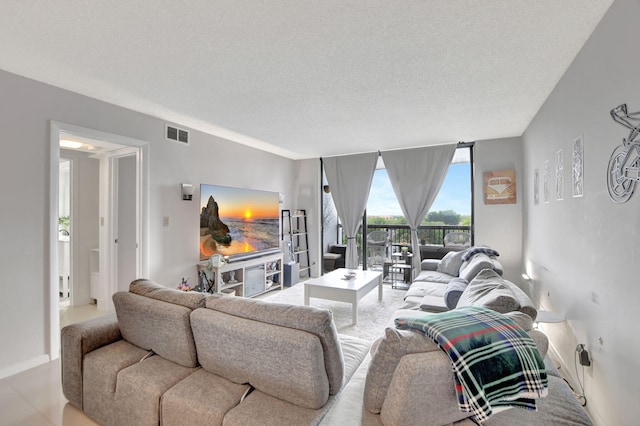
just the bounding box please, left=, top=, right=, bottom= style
left=304, top=268, right=383, bottom=325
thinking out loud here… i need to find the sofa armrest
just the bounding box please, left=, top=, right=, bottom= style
left=421, top=259, right=440, bottom=271
left=380, top=352, right=471, bottom=425
left=61, top=313, right=122, bottom=409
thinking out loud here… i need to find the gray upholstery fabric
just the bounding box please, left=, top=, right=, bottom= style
left=444, top=277, right=469, bottom=309
left=191, top=308, right=330, bottom=410
left=413, top=269, right=453, bottom=284
left=454, top=376, right=593, bottom=425
left=436, top=250, right=466, bottom=276
left=420, top=259, right=440, bottom=271
left=113, top=355, right=197, bottom=426
left=458, top=253, right=495, bottom=281
left=503, top=311, right=534, bottom=331
left=419, top=294, right=449, bottom=312
left=83, top=340, right=150, bottom=426
left=205, top=294, right=344, bottom=394
left=61, top=313, right=121, bottom=409
left=320, top=354, right=385, bottom=426
left=363, top=327, right=439, bottom=413
left=457, top=269, right=537, bottom=320
left=223, top=389, right=328, bottom=426
left=379, top=352, right=472, bottom=425
left=161, top=369, right=250, bottom=426
left=405, top=280, right=447, bottom=298
left=113, top=292, right=199, bottom=368
left=502, top=279, right=537, bottom=320
left=456, top=268, right=520, bottom=313
left=337, top=334, right=370, bottom=382
left=129, top=278, right=206, bottom=309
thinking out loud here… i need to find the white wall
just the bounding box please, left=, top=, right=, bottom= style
left=473, top=137, right=523, bottom=283
left=291, top=158, right=322, bottom=277
left=0, top=69, right=296, bottom=377
left=522, top=0, right=638, bottom=424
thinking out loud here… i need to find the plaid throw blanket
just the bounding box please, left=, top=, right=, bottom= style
left=395, top=307, right=548, bottom=422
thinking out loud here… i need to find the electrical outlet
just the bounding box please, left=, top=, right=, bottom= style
left=577, top=344, right=591, bottom=366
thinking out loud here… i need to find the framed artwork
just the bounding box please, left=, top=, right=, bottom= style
left=573, top=136, right=584, bottom=197
left=483, top=169, right=516, bottom=204
left=543, top=160, right=550, bottom=203
left=556, top=149, right=564, bottom=201
left=534, top=168, right=540, bottom=205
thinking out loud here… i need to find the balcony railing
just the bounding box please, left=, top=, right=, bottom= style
left=336, top=223, right=472, bottom=263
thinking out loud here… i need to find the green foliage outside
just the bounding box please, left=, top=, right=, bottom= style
left=367, top=210, right=469, bottom=226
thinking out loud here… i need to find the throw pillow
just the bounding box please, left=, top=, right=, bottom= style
left=458, top=253, right=494, bottom=282
left=436, top=250, right=466, bottom=276
left=456, top=269, right=520, bottom=313
left=443, top=277, right=468, bottom=309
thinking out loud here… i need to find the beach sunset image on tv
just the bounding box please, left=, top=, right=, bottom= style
left=199, top=184, right=280, bottom=260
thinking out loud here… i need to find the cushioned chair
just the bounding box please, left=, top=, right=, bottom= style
left=324, top=244, right=347, bottom=272
left=443, top=231, right=471, bottom=248
left=367, top=231, right=390, bottom=270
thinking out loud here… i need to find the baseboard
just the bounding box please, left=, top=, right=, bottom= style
left=0, top=354, right=50, bottom=380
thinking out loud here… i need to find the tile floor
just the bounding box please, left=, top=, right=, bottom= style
left=1, top=303, right=107, bottom=425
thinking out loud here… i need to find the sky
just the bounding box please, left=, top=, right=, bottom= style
left=366, top=163, right=471, bottom=216
left=200, top=184, right=280, bottom=219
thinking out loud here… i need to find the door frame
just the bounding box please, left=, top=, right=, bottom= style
left=48, top=121, right=149, bottom=360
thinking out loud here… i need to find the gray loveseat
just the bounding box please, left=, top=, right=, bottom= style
left=61, top=279, right=369, bottom=426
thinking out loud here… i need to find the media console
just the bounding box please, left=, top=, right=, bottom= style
left=197, top=252, right=283, bottom=298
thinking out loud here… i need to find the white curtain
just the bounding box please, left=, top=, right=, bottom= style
left=323, top=152, right=378, bottom=269
left=381, top=144, right=457, bottom=277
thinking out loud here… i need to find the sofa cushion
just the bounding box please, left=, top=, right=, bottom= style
left=82, top=340, right=150, bottom=425
left=458, top=253, right=495, bottom=282
left=405, top=280, right=447, bottom=299
left=113, top=355, right=197, bottom=426
left=129, top=278, right=206, bottom=310
left=419, top=295, right=449, bottom=312
left=456, top=269, right=520, bottom=314
left=364, top=326, right=440, bottom=414
left=413, top=269, right=453, bottom=284
left=191, top=308, right=330, bottom=410
left=205, top=294, right=344, bottom=394
left=436, top=250, right=466, bottom=276
left=113, top=292, right=199, bottom=368
left=444, top=277, right=468, bottom=309
left=161, top=369, right=250, bottom=426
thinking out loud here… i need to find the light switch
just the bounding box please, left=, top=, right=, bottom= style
left=163, top=216, right=170, bottom=227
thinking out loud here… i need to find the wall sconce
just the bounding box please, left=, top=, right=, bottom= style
left=323, top=185, right=331, bottom=193
left=181, top=184, right=194, bottom=201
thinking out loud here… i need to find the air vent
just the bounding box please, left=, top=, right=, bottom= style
left=166, top=124, right=189, bottom=144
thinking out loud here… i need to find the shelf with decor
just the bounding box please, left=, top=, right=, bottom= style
left=197, top=252, right=282, bottom=298
left=281, top=209, right=310, bottom=279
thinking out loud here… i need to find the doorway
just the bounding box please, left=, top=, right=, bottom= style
left=58, top=158, right=71, bottom=308
left=49, top=121, right=149, bottom=360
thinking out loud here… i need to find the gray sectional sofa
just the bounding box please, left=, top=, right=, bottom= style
left=322, top=247, right=593, bottom=425
left=61, top=279, right=369, bottom=426
left=63, top=273, right=592, bottom=425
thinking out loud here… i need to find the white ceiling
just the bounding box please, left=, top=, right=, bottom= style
left=0, top=1, right=614, bottom=159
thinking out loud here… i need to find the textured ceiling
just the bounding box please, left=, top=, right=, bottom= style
left=0, top=1, right=613, bottom=159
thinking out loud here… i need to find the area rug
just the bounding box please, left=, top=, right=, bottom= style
left=262, top=281, right=408, bottom=343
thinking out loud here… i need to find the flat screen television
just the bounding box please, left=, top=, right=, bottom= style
left=199, top=184, right=281, bottom=262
